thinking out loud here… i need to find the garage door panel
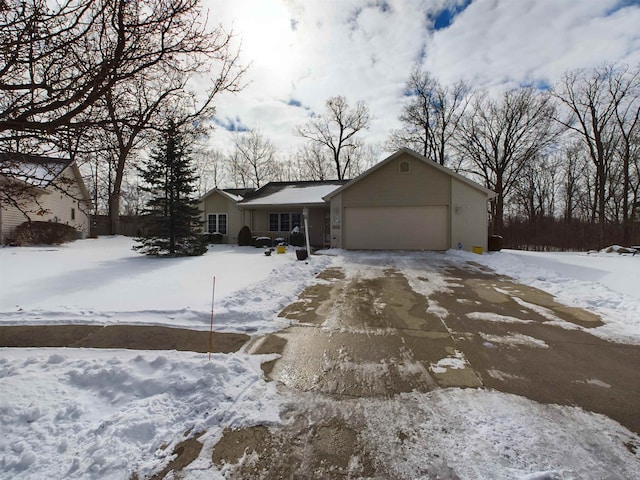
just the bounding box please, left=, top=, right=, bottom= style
left=344, top=206, right=448, bottom=250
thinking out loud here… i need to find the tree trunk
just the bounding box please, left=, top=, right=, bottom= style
left=108, top=193, right=120, bottom=235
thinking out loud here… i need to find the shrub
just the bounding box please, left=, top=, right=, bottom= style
left=255, top=236, right=272, bottom=248
left=14, top=221, right=78, bottom=246
left=238, top=225, right=252, bottom=246
left=209, top=232, right=224, bottom=244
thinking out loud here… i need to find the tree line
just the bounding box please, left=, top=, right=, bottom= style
left=184, top=63, right=640, bottom=250
left=2, top=2, right=639, bottom=249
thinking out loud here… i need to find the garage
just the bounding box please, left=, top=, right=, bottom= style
left=324, top=149, right=495, bottom=252
left=343, top=205, right=448, bottom=250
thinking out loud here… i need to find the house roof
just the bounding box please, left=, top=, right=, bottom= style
left=0, top=153, right=72, bottom=188
left=323, top=148, right=497, bottom=201
left=0, top=152, right=92, bottom=207
left=240, top=180, right=348, bottom=207
left=200, top=187, right=256, bottom=203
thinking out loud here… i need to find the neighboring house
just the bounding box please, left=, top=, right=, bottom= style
left=324, top=148, right=496, bottom=251
left=198, top=148, right=495, bottom=251
left=0, top=153, right=92, bottom=244
left=198, top=188, right=254, bottom=244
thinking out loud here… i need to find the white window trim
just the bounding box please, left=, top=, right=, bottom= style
left=208, top=213, right=228, bottom=234
left=269, top=212, right=302, bottom=232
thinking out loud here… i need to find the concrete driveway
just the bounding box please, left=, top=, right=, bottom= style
left=213, top=251, right=640, bottom=479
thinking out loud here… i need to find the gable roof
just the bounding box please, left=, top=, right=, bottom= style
left=240, top=180, right=348, bottom=207
left=323, top=148, right=496, bottom=201
left=200, top=187, right=255, bottom=203
left=0, top=153, right=71, bottom=188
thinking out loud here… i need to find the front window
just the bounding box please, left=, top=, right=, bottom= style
left=291, top=213, right=302, bottom=230
left=269, top=212, right=302, bottom=232
left=269, top=213, right=279, bottom=232
left=208, top=213, right=227, bottom=234
left=280, top=213, right=290, bottom=232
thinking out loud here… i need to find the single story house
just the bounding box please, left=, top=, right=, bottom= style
left=0, top=153, right=92, bottom=244
left=198, top=148, right=495, bottom=251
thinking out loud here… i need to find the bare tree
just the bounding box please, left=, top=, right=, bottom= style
left=559, top=142, right=591, bottom=224
left=387, top=67, right=468, bottom=166
left=608, top=65, right=640, bottom=244
left=0, top=0, right=246, bottom=230
left=456, top=88, right=558, bottom=234
left=513, top=154, right=559, bottom=222
left=293, top=143, right=333, bottom=181
left=192, top=147, right=227, bottom=196
left=229, top=130, right=278, bottom=188
left=553, top=66, right=621, bottom=244
left=295, top=96, right=370, bottom=180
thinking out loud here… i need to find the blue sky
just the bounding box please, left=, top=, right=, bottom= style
left=203, top=0, right=640, bottom=157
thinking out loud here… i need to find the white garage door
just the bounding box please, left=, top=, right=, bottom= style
left=343, top=206, right=448, bottom=250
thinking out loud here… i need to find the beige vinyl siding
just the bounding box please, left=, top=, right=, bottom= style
left=1, top=169, right=90, bottom=243
left=450, top=178, right=489, bottom=251
left=341, top=152, right=450, bottom=207
left=200, top=192, right=243, bottom=243
left=343, top=205, right=448, bottom=250
left=336, top=152, right=451, bottom=250
left=1, top=203, right=29, bottom=243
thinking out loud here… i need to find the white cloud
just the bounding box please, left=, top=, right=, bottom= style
left=425, top=0, right=640, bottom=89
left=202, top=0, right=640, bottom=163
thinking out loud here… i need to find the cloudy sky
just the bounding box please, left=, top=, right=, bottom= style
left=203, top=0, right=640, bottom=159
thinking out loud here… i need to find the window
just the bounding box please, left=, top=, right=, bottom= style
left=269, top=212, right=302, bottom=232
left=208, top=213, right=227, bottom=234
left=269, top=214, right=279, bottom=232
left=399, top=160, right=410, bottom=173
left=291, top=213, right=302, bottom=230
left=280, top=213, right=290, bottom=232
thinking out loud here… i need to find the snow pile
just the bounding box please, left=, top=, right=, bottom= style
left=0, top=349, right=281, bottom=479
left=597, top=245, right=638, bottom=254
left=363, top=388, right=640, bottom=480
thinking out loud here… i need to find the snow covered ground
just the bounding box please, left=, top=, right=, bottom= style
left=0, top=236, right=331, bottom=333
left=452, top=247, right=640, bottom=344
left=1, top=237, right=639, bottom=479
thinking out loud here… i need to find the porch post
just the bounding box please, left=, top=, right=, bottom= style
left=303, top=207, right=311, bottom=258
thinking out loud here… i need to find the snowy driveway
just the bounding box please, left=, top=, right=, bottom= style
left=213, top=251, right=640, bottom=479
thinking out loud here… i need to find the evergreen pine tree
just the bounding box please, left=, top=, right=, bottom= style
left=134, top=120, right=206, bottom=256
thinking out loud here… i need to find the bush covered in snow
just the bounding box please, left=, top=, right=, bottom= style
left=255, top=236, right=272, bottom=248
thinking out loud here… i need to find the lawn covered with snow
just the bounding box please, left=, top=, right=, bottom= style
left=455, top=247, right=640, bottom=343
left=0, top=236, right=330, bottom=333
left=1, top=237, right=639, bottom=479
